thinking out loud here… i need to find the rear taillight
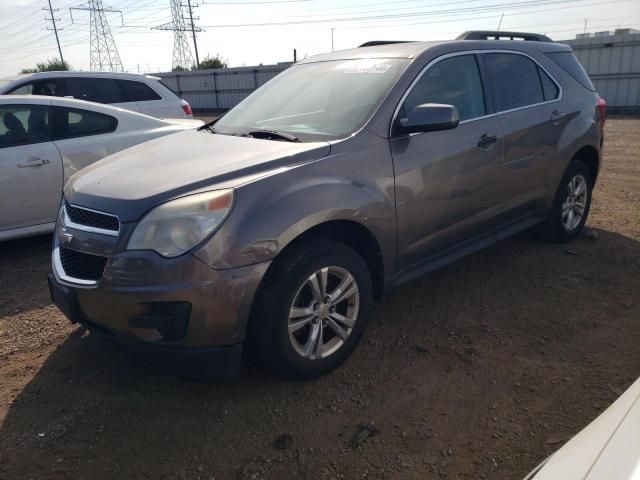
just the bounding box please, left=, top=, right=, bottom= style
left=181, top=101, right=193, bottom=116
left=597, top=96, right=607, bottom=127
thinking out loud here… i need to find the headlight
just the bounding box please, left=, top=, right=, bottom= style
left=127, top=189, right=233, bottom=258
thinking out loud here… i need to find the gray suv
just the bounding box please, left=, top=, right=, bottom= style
left=49, top=31, right=605, bottom=379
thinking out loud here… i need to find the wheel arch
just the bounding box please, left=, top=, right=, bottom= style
left=264, top=219, right=386, bottom=301
left=572, top=144, right=600, bottom=182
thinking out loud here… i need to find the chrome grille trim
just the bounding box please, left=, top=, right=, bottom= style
left=63, top=202, right=120, bottom=237
left=53, top=247, right=99, bottom=286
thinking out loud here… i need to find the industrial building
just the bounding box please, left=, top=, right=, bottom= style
left=561, top=28, right=640, bottom=113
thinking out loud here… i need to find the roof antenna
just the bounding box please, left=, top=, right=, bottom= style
left=497, top=13, right=504, bottom=32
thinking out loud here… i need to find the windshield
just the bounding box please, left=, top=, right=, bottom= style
left=214, top=58, right=409, bottom=141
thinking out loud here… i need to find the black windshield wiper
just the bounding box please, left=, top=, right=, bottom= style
left=247, top=129, right=300, bottom=142
left=198, top=120, right=219, bottom=134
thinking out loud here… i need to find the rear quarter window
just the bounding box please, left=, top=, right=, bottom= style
left=545, top=51, right=595, bottom=91
left=118, top=80, right=162, bottom=102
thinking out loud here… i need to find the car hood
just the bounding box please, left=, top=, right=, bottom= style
left=530, top=377, right=640, bottom=480
left=65, top=129, right=331, bottom=222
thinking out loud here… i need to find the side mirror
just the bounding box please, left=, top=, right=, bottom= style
left=397, top=103, right=460, bottom=135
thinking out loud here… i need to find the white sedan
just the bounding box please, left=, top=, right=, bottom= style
left=525, top=377, right=640, bottom=479
left=0, top=95, right=202, bottom=241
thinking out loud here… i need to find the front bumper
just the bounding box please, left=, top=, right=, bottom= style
left=50, top=244, right=270, bottom=377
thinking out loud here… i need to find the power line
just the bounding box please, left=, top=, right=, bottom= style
left=197, top=0, right=629, bottom=28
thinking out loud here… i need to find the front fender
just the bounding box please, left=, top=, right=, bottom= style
left=193, top=132, right=397, bottom=274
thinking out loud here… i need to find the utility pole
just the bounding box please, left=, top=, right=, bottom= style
left=331, top=27, right=334, bottom=51
left=153, top=0, right=202, bottom=71
left=45, top=0, right=65, bottom=63
left=70, top=0, right=124, bottom=72
left=187, top=0, right=200, bottom=69
left=583, top=18, right=588, bottom=34
left=496, top=13, right=504, bottom=32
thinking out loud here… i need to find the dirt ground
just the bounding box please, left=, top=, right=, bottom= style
left=1, top=118, right=639, bottom=480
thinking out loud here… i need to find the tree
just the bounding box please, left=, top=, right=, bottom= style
left=172, top=66, right=188, bottom=72
left=195, top=54, right=227, bottom=70
left=20, top=58, right=71, bottom=74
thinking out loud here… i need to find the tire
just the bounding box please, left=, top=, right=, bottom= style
left=249, top=239, right=373, bottom=380
left=539, top=158, right=594, bottom=243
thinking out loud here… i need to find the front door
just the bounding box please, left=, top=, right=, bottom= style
left=0, top=104, right=63, bottom=232
left=390, top=53, right=503, bottom=273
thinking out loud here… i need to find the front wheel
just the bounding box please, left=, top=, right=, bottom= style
left=250, top=239, right=373, bottom=379
left=539, top=159, right=594, bottom=243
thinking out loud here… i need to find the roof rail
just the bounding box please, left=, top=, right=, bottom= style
left=457, top=31, right=553, bottom=42
left=359, top=41, right=414, bottom=47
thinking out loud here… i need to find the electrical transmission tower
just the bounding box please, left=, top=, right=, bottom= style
left=70, top=0, right=124, bottom=72
left=153, top=0, right=203, bottom=71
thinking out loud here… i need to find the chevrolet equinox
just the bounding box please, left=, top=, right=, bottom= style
left=49, top=31, right=606, bottom=379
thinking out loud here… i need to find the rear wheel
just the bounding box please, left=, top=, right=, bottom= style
left=539, top=159, right=594, bottom=242
left=250, top=239, right=373, bottom=379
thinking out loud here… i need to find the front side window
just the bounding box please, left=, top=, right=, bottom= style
left=9, top=79, right=61, bottom=96
left=0, top=105, right=49, bottom=148
left=485, top=53, right=545, bottom=111
left=66, top=78, right=125, bottom=104
left=401, top=54, right=486, bottom=122
left=118, top=80, right=162, bottom=102
left=50, top=106, right=117, bottom=140
left=214, top=58, right=409, bottom=141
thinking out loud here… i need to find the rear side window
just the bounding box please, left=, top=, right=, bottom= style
left=546, top=51, right=595, bottom=91
left=485, top=53, right=544, bottom=111
left=538, top=67, right=559, bottom=101
left=50, top=106, right=118, bottom=140
left=118, top=80, right=162, bottom=102
left=66, top=78, right=125, bottom=104
left=402, top=54, right=486, bottom=122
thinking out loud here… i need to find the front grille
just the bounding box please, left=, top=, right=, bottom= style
left=64, top=202, right=119, bottom=232
left=59, top=247, right=108, bottom=281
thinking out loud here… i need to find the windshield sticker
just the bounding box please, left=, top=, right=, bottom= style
left=339, top=61, right=392, bottom=74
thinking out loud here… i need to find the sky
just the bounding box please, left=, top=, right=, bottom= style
left=0, top=0, right=639, bottom=76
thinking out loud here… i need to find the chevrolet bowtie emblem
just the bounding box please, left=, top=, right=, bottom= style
left=61, top=228, right=73, bottom=246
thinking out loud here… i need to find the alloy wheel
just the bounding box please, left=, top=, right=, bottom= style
left=288, top=266, right=360, bottom=360
left=562, top=174, right=588, bottom=231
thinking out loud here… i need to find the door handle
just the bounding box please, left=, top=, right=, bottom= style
left=477, top=134, right=497, bottom=149
left=550, top=110, right=567, bottom=124
left=17, top=158, right=51, bottom=168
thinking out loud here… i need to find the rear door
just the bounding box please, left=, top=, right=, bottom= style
left=0, top=103, right=63, bottom=231
left=482, top=52, right=563, bottom=234
left=49, top=106, right=121, bottom=184
left=65, top=77, right=140, bottom=112
left=390, top=53, right=503, bottom=272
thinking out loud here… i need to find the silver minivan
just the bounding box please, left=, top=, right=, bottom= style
left=48, top=32, right=606, bottom=379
